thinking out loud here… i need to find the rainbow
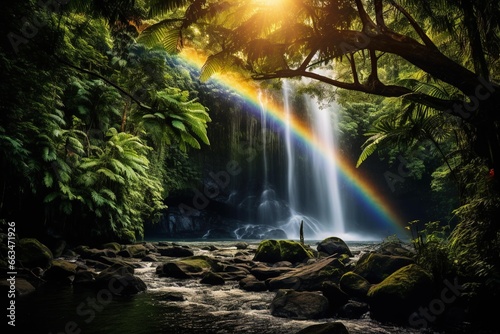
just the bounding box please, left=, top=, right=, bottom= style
left=180, top=48, right=408, bottom=237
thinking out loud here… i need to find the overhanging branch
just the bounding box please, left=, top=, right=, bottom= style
left=253, top=68, right=466, bottom=116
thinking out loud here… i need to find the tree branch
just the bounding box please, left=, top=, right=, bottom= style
left=347, top=54, right=360, bottom=85
left=387, top=0, right=439, bottom=51
left=374, top=0, right=387, bottom=29
left=367, top=49, right=380, bottom=87
left=323, top=29, right=480, bottom=96
left=355, top=0, right=378, bottom=34
left=253, top=68, right=465, bottom=115
left=298, top=46, right=319, bottom=71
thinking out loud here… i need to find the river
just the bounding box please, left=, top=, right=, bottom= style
left=15, top=240, right=442, bottom=334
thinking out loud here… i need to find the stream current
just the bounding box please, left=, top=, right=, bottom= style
left=16, top=240, right=441, bottom=334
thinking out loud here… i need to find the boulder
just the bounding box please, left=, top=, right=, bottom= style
left=234, top=242, right=249, bottom=250
left=270, top=289, right=330, bottom=320
left=0, top=278, right=35, bottom=297
left=317, top=237, right=353, bottom=257
left=43, top=259, right=78, bottom=282
left=18, top=238, right=53, bottom=269
left=101, top=242, right=122, bottom=252
left=250, top=265, right=294, bottom=281
left=337, top=300, right=369, bottom=319
left=157, top=246, right=194, bottom=258
left=239, top=275, right=268, bottom=292
left=73, top=270, right=97, bottom=286
left=339, top=271, right=372, bottom=300
left=141, top=254, right=159, bottom=262
left=216, top=264, right=249, bottom=281
left=95, top=264, right=147, bottom=295
left=97, top=256, right=143, bottom=269
left=157, top=256, right=218, bottom=279
left=200, top=272, right=225, bottom=285
left=374, top=241, right=415, bottom=258
left=125, top=244, right=149, bottom=258
left=321, top=281, right=349, bottom=311
left=268, top=255, right=347, bottom=291
left=76, top=247, right=117, bottom=260
left=367, top=264, right=434, bottom=324
left=353, top=252, right=414, bottom=284
left=253, top=240, right=314, bottom=264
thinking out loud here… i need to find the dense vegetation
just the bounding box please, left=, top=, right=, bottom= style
left=1, top=0, right=499, bottom=329
left=138, top=0, right=500, bottom=327
left=0, top=0, right=215, bottom=242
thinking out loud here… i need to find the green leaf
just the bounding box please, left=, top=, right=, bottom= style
left=172, top=120, right=187, bottom=132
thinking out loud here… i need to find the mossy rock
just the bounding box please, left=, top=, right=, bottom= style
left=317, top=237, right=353, bottom=257
left=158, top=255, right=220, bottom=279
left=367, top=264, right=434, bottom=324
left=125, top=244, right=148, bottom=258
left=43, top=259, right=78, bottom=281
left=18, top=238, right=53, bottom=269
left=253, top=240, right=314, bottom=264
left=353, top=252, right=414, bottom=283
left=339, top=271, right=372, bottom=299
left=102, top=242, right=122, bottom=252
left=178, top=256, right=218, bottom=270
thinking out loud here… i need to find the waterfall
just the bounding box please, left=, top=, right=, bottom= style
left=228, top=80, right=350, bottom=241
left=257, top=91, right=283, bottom=226
left=307, top=95, right=345, bottom=236
left=278, top=81, right=346, bottom=240
left=258, top=90, right=269, bottom=188
left=283, top=81, right=297, bottom=210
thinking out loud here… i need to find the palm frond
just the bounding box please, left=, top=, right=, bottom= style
left=356, top=133, right=388, bottom=167
left=147, top=0, right=193, bottom=18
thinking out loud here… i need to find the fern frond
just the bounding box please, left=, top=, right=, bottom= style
left=356, top=133, right=387, bottom=167
left=137, top=19, right=183, bottom=53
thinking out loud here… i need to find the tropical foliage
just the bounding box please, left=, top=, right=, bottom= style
left=0, top=0, right=212, bottom=243
left=136, top=0, right=500, bottom=326
left=1, top=0, right=499, bottom=327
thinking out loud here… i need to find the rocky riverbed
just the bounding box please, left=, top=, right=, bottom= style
left=1, top=238, right=480, bottom=333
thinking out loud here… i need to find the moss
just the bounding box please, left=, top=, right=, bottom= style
left=176, top=255, right=220, bottom=271
left=279, top=240, right=314, bottom=263
left=354, top=252, right=414, bottom=283
left=318, top=266, right=344, bottom=282
left=339, top=271, right=371, bottom=298
left=253, top=240, right=281, bottom=263
left=366, top=264, right=434, bottom=323
left=102, top=242, right=122, bottom=251
left=18, top=238, right=53, bottom=269
left=160, top=255, right=219, bottom=279
left=254, top=240, right=314, bottom=263
left=367, top=264, right=433, bottom=300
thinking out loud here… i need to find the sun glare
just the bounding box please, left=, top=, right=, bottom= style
left=252, top=0, right=288, bottom=8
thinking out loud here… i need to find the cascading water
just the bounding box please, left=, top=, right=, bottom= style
left=219, top=79, right=372, bottom=241
left=278, top=81, right=346, bottom=240
left=308, top=95, right=345, bottom=236
left=257, top=91, right=283, bottom=226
